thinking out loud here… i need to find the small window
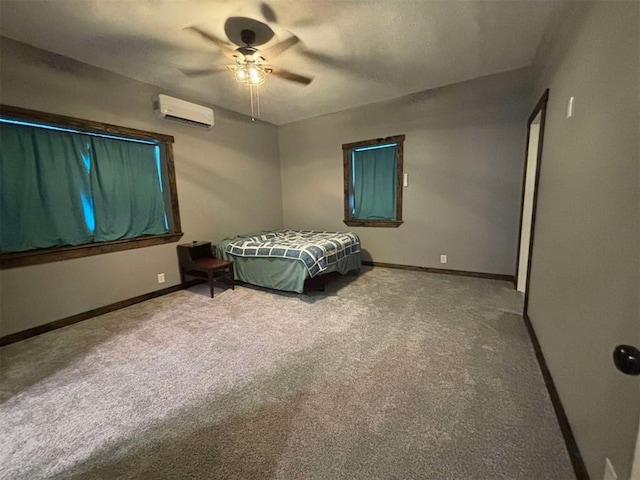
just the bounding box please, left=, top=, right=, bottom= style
left=0, top=105, right=183, bottom=268
left=342, top=134, right=404, bottom=227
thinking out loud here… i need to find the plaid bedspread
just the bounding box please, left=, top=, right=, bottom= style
left=224, top=230, right=361, bottom=277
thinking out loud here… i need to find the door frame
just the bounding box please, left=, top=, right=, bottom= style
left=515, top=89, right=549, bottom=315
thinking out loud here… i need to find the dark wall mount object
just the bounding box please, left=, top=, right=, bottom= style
left=613, top=345, right=640, bottom=375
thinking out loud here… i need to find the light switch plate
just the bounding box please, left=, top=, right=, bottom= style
left=567, top=96, right=574, bottom=119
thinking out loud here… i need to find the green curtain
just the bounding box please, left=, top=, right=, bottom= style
left=353, top=145, right=397, bottom=220
left=90, top=136, right=167, bottom=242
left=0, top=122, right=94, bottom=252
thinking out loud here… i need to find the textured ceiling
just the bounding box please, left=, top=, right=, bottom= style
left=0, top=0, right=562, bottom=125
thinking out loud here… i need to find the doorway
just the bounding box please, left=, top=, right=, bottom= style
left=517, top=111, right=541, bottom=292
left=516, top=90, right=548, bottom=303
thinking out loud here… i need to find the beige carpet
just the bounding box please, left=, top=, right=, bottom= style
left=0, top=266, right=574, bottom=479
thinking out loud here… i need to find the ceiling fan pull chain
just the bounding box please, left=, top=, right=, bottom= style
left=256, top=85, right=261, bottom=119
left=250, top=84, right=256, bottom=121
left=248, top=84, right=261, bottom=121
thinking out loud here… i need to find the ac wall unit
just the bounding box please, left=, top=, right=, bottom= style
left=153, top=94, right=214, bottom=129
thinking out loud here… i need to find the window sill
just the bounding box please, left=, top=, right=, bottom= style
left=343, top=220, right=403, bottom=228
left=0, top=232, right=184, bottom=269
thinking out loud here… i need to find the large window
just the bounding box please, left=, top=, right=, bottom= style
left=0, top=105, right=183, bottom=268
left=342, top=134, right=404, bottom=227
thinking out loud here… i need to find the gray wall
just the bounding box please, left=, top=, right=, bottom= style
left=279, top=68, right=531, bottom=275
left=0, top=38, right=283, bottom=337
left=529, top=3, right=639, bottom=479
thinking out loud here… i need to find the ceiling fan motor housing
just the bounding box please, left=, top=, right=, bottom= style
left=240, top=29, right=256, bottom=46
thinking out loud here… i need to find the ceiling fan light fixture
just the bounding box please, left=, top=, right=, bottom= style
left=248, top=67, right=264, bottom=85
left=232, top=61, right=266, bottom=86
left=234, top=67, right=248, bottom=82
left=230, top=61, right=266, bottom=121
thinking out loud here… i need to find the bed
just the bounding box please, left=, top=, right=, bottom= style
left=215, top=230, right=362, bottom=293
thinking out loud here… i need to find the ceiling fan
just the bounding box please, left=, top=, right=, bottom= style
left=181, top=17, right=313, bottom=87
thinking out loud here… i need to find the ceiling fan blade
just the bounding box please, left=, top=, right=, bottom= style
left=261, top=35, right=300, bottom=59
left=184, top=26, right=237, bottom=58
left=299, top=50, right=379, bottom=82
left=179, top=66, right=230, bottom=77
left=269, top=67, right=313, bottom=85
left=299, top=50, right=349, bottom=70
left=260, top=2, right=278, bottom=23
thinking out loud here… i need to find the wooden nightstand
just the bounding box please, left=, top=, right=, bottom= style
left=177, top=241, right=234, bottom=298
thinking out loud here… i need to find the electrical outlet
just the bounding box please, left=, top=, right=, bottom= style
left=157, top=273, right=165, bottom=284
left=440, top=255, right=447, bottom=264
left=603, top=458, right=617, bottom=480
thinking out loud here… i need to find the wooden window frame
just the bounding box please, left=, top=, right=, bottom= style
left=342, top=134, right=405, bottom=228
left=0, top=104, right=184, bottom=269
